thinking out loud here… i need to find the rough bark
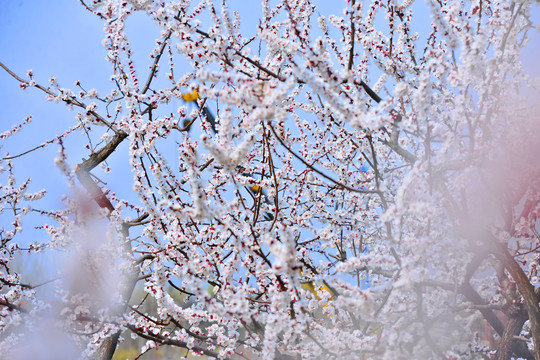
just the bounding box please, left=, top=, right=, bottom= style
left=495, top=243, right=540, bottom=359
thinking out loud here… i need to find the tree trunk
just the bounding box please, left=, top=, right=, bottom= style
left=495, top=243, right=540, bottom=359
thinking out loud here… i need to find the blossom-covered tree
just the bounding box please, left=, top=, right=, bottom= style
left=1, top=0, right=539, bottom=359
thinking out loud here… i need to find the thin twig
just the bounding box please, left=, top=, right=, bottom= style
left=0, top=61, right=119, bottom=133
left=142, top=31, right=172, bottom=94
left=268, top=123, right=378, bottom=194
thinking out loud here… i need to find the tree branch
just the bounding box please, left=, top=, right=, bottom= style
left=268, top=123, right=379, bottom=194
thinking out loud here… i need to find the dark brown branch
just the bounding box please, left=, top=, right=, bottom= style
left=459, top=254, right=505, bottom=336
left=141, top=32, right=172, bottom=94
left=496, top=305, right=532, bottom=359
left=75, top=170, right=115, bottom=212
left=77, top=131, right=128, bottom=172
left=0, top=61, right=118, bottom=133
left=171, top=20, right=417, bottom=166
left=180, top=22, right=286, bottom=82
left=126, top=324, right=226, bottom=359
left=0, top=298, right=28, bottom=313
left=268, top=123, right=378, bottom=194
left=168, top=280, right=196, bottom=297
left=494, top=242, right=540, bottom=359
left=457, top=254, right=534, bottom=359
left=125, top=213, right=150, bottom=228
left=79, top=0, right=107, bottom=20
left=2, top=131, right=76, bottom=160
left=460, top=282, right=505, bottom=336
left=358, top=80, right=382, bottom=103
left=347, top=0, right=356, bottom=71
left=75, top=130, right=127, bottom=212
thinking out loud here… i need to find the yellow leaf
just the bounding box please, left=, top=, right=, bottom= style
left=181, top=90, right=199, bottom=102
left=250, top=184, right=262, bottom=193
left=300, top=281, right=321, bottom=300
left=299, top=270, right=338, bottom=302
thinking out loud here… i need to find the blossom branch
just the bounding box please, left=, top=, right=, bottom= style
left=268, top=123, right=378, bottom=195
